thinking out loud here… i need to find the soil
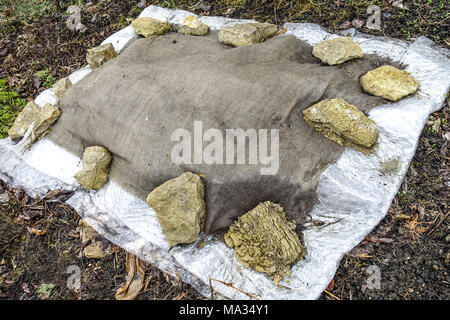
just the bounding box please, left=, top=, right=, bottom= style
left=0, top=0, right=449, bottom=300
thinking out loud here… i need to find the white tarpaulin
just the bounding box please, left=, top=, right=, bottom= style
left=0, top=5, right=449, bottom=299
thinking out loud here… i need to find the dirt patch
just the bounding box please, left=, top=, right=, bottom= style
left=320, top=102, right=449, bottom=300
left=0, top=179, right=203, bottom=300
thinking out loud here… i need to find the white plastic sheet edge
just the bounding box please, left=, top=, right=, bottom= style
left=0, top=5, right=449, bottom=300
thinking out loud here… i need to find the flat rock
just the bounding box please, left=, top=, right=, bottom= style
left=8, top=102, right=61, bottom=142
left=178, top=16, right=209, bottom=36
left=224, top=201, right=304, bottom=282
left=218, top=22, right=277, bottom=47
left=80, top=220, right=110, bottom=259
left=31, top=103, right=61, bottom=142
left=146, top=172, right=206, bottom=247
left=75, top=146, right=112, bottom=190
left=131, top=17, right=172, bottom=37
left=303, top=98, right=378, bottom=154
left=8, top=101, right=41, bottom=140
left=86, top=43, right=118, bottom=69
left=360, top=65, right=419, bottom=101
left=312, top=37, right=364, bottom=65
left=53, top=77, right=72, bottom=99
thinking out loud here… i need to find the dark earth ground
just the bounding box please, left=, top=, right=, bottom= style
left=0, top=0, right=449, bottom=300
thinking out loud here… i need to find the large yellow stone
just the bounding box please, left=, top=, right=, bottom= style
left=312, top=37, right=364, bottom=65
left=303, top=98, right=378, bottom=154
left=224, top=201, right=304, bottom=282
left=75, top=146, right=112, bottom=190
left=360, top=65, right=419, bottom=101
left=131, top=17, right=172, bottom=37
left=218, top=22, right=278, bottom=47
left=86, top=43, right=118, bottom=69
left=8, top=102, right=61, bottom=142
left=8, top=101, right=41, bottom=140
left=178, top=16, right=209, bottom=36
left=53, top=77, right=72, bottom=99
left=146, top=172, right=206, bottom=247
left=31, top=103, right=61, bottom=142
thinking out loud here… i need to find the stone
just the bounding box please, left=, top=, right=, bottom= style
left=53, top=77, right=72, bottom=99
left=31, top=103, right=61, bottom=142
left=303, top=98, right=378, bottom=154
left=360, top=65, right=419, bottom=101
left=178, top=16, right=209, bottom=36
left=224, top=201, right=304, bottom=282
left=86, top=43, right=118, bottom=69
left=8, top=101, right=41, bottom=140
left=80, top=220, right=110, bottom=259
left=75, top=146, right=112, bottom=190
left=312, top=37, right=364, bottom=65
left=218, top=22, right=278, bottom=47
left=146, top=172, right=206, bottom=247
left=131, top=17, right=172, bottom=38
left=8, top=102, right=61, bottom=142
left=254, top=22, right=278, bottom=39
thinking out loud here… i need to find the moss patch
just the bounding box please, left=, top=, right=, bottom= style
left=0, top=79, right=26, bottom=139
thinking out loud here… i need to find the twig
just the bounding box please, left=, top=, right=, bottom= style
left=323, top=289, right=340, bottom=300
left=209, top=278, right=260, bottom=300
left=427, top=211, right=450, bottom=235
left=316, top=218, right=344, bottom=230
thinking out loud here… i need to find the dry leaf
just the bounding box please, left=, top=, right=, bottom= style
left=326, top=278, right=335, bottom=291
left=28, top=227, right=47, bottom=236
left=115, top=253, right=145, bottom=300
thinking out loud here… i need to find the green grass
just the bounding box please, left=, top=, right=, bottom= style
left=0, top=0, right=57, bottom=33
left=34, top=68, right=57, bottom=88
left=0, top=79, right=26, bottom=139
left=36, top=283, right=55, bottom=299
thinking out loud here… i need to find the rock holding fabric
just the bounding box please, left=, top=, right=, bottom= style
left=75, top=146, right=112, bottom=190
left=8, top=101, right=41, bottom=140
left=53, top=77, right=72, bottom=99
left=86, top=43, right=118, bottom=69
left=218, top=22, right=277, bottom=47
left=146, top=172, right=206, bottom=247
left=31, top=103, right=61, bottom=142
left=303, top=98, right=378, bottom=154
left=360, top=65, right=419, bottom=101
left=254, top=22, right=278, bottom=39
left=178, top=16, right=209, bottom=36
left=224, top=201, right=304, bottom=282
left=131, top=17, right=172, bottom=37
left=8, top=102, right=61, bottom=141
left=312, top=37, right=364, bottom=65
